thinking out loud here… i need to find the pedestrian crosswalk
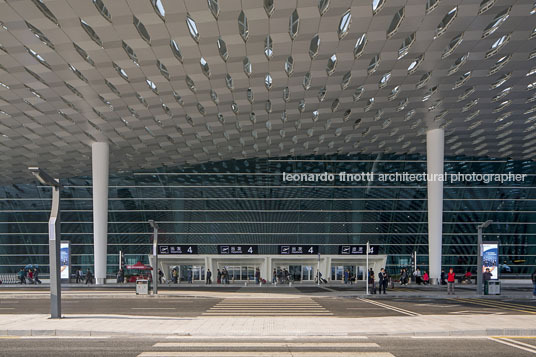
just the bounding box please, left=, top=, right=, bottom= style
left=202, top=298, right=333, bottom=316
left=136, top=337, right=396, bottom=356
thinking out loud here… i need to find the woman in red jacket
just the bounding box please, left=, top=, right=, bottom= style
left=447, top=268, right=456, bottom=295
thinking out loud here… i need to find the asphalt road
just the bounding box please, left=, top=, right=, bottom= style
left=1, top=337, right=535, bottom=356
left=0, top=296, right=535, bottom=317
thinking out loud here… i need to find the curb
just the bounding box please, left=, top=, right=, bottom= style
left=1, top=329, right=536, bottom=338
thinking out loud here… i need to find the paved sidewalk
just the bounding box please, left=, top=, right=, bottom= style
left=0, top=314, right=535, bottom=338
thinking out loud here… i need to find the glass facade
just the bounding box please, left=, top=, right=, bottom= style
left=0, top=154, right=535, bottom=277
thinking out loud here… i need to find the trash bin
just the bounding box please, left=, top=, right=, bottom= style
left=487, top=280, right=501, bottom=295
left=136, top=279, right=149, bottom=295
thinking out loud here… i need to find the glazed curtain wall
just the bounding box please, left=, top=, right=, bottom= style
left=0, top=154, right=535, bottom=277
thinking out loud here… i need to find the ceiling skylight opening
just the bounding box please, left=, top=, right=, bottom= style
left=398, top=33, right=415, bottom=60
left=453, top=71, right=471, bottom=89
left=407, top=54, right=424, bottom=74
left=185, top=75, right=196, bottom=93
left=289, top=9, right=300, bottom=40
left=309, top=34, right=320, bottom=59
left=478, top=0, right=496, bottom=15
left=80, top=18, right=103, bottom=48
left=379, top=72, right=391, bottom=88
left=318, top=87, right=327, bottom=102
left=489, top=54, right=512, bottom=76
left=367, top=55, right=381, bottom=75
left=490, top=72, right=512, bottom=89
left=388, top=86, right=400, bottom=101
left=283, top=87, right=290, bottom=102
left=264, top=35, right=273, bottom=60
left=435, top=7, right=458, bottom=39
left=387, top=8, right=405, bottom=39
left=243, top=57, right=252, bottom=77
left=68, top=64, right=88, bottom=83
left=264, top=0, right=274, bottom=17
left=113, top=62, right=128, bottom=82
left=122, top=41, right=138, bottom=66
left=303, top=72, right=312, bottom=90
left=448, top=52, right=469, bottom=75
left=25, top=22, right=54, bottom=49
left=319, top=0, right=330, bottom=16
left=25, top=46, right=51, bottom=69
left=285, top=56, right=294, bottom=77
left=527, top=67, right=536, bottom=77
left=423, top=86, right=437, bottom=101
left=200, top=57, right=211, bottom=78
left=31, top=0, right=60, bottom=27
left=416, top=72, right=431, bottom=89
left=217, top=37, right=228, bottom=62
left=170, top=40, right=183, bottom=63
left=492, top=87, right=511, bottom=102
left=331, top=98, right=340, bottom=112
left=353, top=86, right=364, bottom=102
left=397, top=98, right=408, bottom=111
left=458, top=86, right=475, bottom=101
left=354, top=33, right=367, bottom=59
left=372, top=0, right=386, bottom=15
left=226, top=73, right=234, bottom=91
left=338, top=9, right=351, bottom=40
left=186, top=14, right=200, bottom=43
left=238, top=11, right=249, bottom=42
left=265, top=73, right=272, bottom=90
left=364, top=97, right=375, bottom=112
left=426, top=0, right=440, bottom=14
left=151, top=0, right=165, bottom=21
left=341, top=71, right=352, bottom=90
left=482, top=7, right=511, bottom=39
left=531, top=2, right=536, bottom=15
left=208, top=0, right=219, bottom=19
left=93, top=0, right=111, bottom=23
left=326, top=54, right=337, bottom=76
left=134, top=16, right=151, bottom=45
left=210, top=90, right=218, bottom=105
left=441, top=33, right=463, bottom=59
left=247, top=88, right=254, bottom=104
left=485, top=33, right=510, bottom=58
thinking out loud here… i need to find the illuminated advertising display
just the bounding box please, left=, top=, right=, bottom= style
left=481, top=241, right=499, bottom=280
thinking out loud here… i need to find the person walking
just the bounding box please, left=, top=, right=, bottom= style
left=206, top=269, right=212, bottom=285
left=17, top=268, right=26, bottom=284
left=378, top=268, right=388, bottom=294
left=344, top=269, right=349, bottom=284
left=447, top=267, right=455, bottom=295
left=422, top=271, right=429, bottom=285
left=187, top=269, right=192, bottom=284
left=33, top=267, right=41, bottom=284
left=158, top=269, right=164, bottom=284
left=532, top=269, right=536, bottom=298
left=75, top=269, right=82, bottom=283
left=85, top=268, right=93, bottom=284
left=116, top=268, right=124, bottom=283
left=217, top=269, right=222, bottom=284
left=272, top=268, right=277, bottom=284
left=368, top=271, right=376, bottom=294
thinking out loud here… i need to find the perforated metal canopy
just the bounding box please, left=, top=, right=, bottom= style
left=0, top=0, right=535, bottom=183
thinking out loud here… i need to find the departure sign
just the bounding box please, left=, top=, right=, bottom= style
left=339, top=245, right=379, bottom=255
left=158, top=245, right=198, bottom=255
left=218, top=245, right=258, bottom=254
left=279, top=245, right=318, bottom=255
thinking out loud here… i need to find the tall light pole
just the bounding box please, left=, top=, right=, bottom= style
left=149, top=220, right=159, bottom=294
left=28, top=167, right=61, bottom=319
left=477, top=220, right=493, bottom=295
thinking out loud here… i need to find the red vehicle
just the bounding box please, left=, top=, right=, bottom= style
left=125, top=262, right=153, bottom=283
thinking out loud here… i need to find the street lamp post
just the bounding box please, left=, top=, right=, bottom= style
left=28, top=167, right=61, bottom=319
left=149, top=220, right=159, bottom=295
left=477, top=220, right=493, bottom=295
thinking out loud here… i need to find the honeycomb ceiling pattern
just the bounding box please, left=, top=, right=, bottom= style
left=0, top=0, right=535, bottom=183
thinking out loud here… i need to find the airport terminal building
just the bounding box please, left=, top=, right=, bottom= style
left=0, top=0, right=535, bottom=283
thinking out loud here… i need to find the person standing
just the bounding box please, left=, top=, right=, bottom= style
left=217, top=269, right=222, bottom=284
left=368, top=271, right=376, bottom=294
left=378, top=268, right=387, bottom=294
left=532, top=269, right=536, bottom=298
left=440, top=269, right=447, bottom=285
left=206, top=269, right=212, bottom=285
left=344, top=269, right=349, bottom=284
left=116, top=268, right=124, bottom=283
left=187, top=269, right=192, bottom=284
left=17, top=268, right=26, bottom=284
left=75, top=269, right=82, bottom=283
left=158, top=269, right=164, bottom=284
left=483, top=267, right=492, bottom=294
left=272, top=268, right=277, bottom=284
left=447, top=267, right=455, bottom=295
left=422, top=271, right=429, bottom=285
left=255, top=268, right=260, bottom=284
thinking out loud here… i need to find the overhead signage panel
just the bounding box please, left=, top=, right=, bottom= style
left=278, top=245, right=318, bottom=255
left=218, top=245, right=258, bottom=254
left=339, top=245, right=379, bottom=255
left=158, top=245, right=198, bottom=255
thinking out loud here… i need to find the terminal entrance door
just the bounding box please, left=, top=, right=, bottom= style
left=169, top=265, right=205, bottom=283
left=277, top=265, right=314, bottom=282
left=331, top=265, right=357, bottom=282
left=219, top=265, right=258, bottom=281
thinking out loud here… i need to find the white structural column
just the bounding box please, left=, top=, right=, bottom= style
left=426, top=128, right=445, bottom=285
left=92, top=142, right=109, bottom=285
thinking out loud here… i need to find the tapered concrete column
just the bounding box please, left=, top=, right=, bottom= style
left=92, top=142, right=109, bottom=285
left=426, top=128, right=444, bottom=285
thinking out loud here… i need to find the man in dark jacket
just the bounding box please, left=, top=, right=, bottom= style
left=378, top=268, right=387, bottom=294
left=206, top=269, right=212, bottom=285
left=531, top=270, right=536, bottom=298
